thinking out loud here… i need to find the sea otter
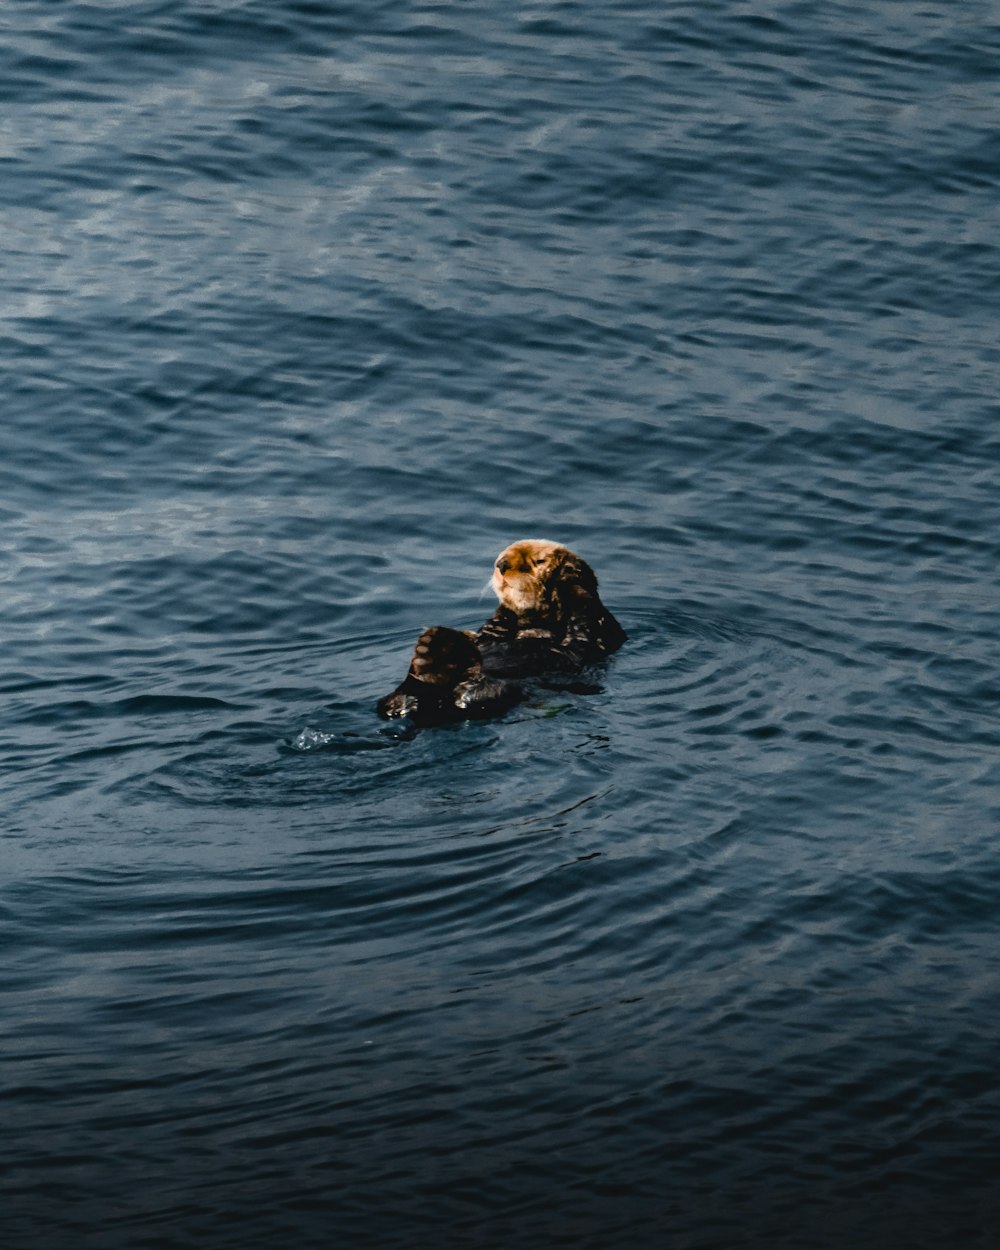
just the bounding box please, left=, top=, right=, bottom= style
left=377, top=539, right=626, bottom=724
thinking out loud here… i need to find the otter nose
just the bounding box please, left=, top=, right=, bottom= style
left=496, top=557, right=510, bottom=575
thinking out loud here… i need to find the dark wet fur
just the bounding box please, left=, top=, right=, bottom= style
left=377, top=563, right=626, bottom=726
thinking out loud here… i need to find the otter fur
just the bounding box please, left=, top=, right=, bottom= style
left=377, top=540, right=626, bottom=724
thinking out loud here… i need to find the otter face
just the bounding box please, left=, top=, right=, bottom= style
left=491, top=539, right=597, bottom=616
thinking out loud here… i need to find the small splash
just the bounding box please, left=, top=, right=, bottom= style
left=290, top=726, right=337, bottom=751
left=288, top=725, right=411, bottom=752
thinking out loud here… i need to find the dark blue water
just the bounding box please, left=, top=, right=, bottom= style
left=4, top=2, right=1000, bottom=1247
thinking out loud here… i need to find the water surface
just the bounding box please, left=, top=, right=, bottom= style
left=3, top=2, right=1000, bottom=1247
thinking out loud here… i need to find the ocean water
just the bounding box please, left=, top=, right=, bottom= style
left=3, top=2, right=1000, bottom=1247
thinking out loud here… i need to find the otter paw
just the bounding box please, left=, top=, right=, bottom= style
left=454, top=676, right=522, bottom=717
left=408, top=626, right=481, bottom=687
left=376, top=674, right=456, bottom=722
left=376, top=688, right=421, bottom=719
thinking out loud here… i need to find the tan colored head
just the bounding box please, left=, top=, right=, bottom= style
left=491, top=539, right=599, bottom=616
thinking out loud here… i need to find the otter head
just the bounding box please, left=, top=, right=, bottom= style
left=491, top=539, right=600, bottom=620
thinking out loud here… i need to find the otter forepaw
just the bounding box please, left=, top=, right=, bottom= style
left=376, top=686, right=422, bottom=719
left=454, top=676, right=522, bottom=717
